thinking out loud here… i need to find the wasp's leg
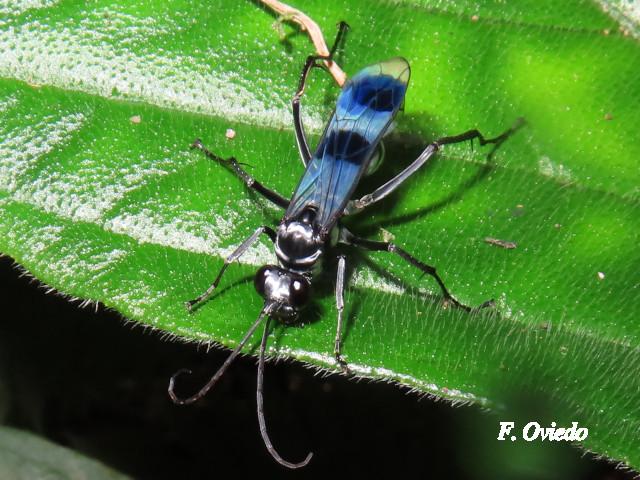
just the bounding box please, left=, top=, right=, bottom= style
left=345, top=119, right=525, bottom=214
left=292, top=21, right=349, bottom=167
left=328, top=21, right=350, bottom=58
left=334, top=255, right=350, bottom=373
left=340, top=229, right=494, bottom=312
left=185, top=226, right=277, bottom=312
left=191, top=139, right=289, bottom=209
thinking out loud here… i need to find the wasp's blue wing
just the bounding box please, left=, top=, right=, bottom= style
left=286, top=57, right=410, bottom=231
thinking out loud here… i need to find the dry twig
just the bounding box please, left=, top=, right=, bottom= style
left=260, top=0, right=347, bottom=86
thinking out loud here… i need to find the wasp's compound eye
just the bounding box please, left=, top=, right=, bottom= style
left=254, top=265, right=276, bottom=299
left=289, top=276, right=311, bottom=307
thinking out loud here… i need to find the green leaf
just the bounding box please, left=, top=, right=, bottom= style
left=0, top=426, right=130, bottom=480
left=0, top=0, right=639, bottom=470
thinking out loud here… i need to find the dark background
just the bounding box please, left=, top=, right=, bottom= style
left=0, top=255, right=634, bottom=479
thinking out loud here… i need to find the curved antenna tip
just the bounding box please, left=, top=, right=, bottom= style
left=168, top=304, right=272, bottom=407
left=257, top=315, right=314, bottom=469
left=274, top=451, right=313, bottom=470
left=168, top=368, right=194, bottom=405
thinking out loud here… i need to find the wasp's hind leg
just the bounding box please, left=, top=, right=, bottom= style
left=190, top=139, right=289, bottom=209
left=292, top=21, right=349, bottom=166
left=345, top=118, right=525, bottom=214
left=340, top=229, right=494, bottom=312
left=334, top=255, right=350, bottom=373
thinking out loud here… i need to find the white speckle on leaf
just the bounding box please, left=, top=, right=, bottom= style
left=47, top=247, right=128, bottom=284
left=0, top=0, right=61, bottom=16
left=24, top=225, right=64, bottom=255
left=351, top=267, right=405, bottom=295
left=598, top=0, right=640, bottom=39
left=11, top=131, right=182, bottom=222
left=0, top=94, right=18, bottom=112
left=0, top=7, right=324, bottom=131
left=104, top=204, right=276, bottom=266
left=105, top=208, right=231, bottom=255
left=0, top=112, right=85, bottom=192
left=538, top=156, right=574, bottom=183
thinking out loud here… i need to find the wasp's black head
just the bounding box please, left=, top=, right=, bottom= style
left=254, top=265, right=311, bottom=320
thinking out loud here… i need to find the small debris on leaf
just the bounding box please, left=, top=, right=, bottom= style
left=130, top=115, right=141, bottom=124
left=225, top=128, right=236, bottom=140
left=380, top=227, right=395, bottom=242
left=484, top=237, right=517, bottom=249
left=597, top=271, right=605, bottom=280
left=511, top=204, right=525, bottom=217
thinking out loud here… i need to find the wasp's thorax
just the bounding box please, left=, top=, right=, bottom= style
left=275, top=208, right=324, bottom=270
left=256, top=208, right=323, bottom=319
left=254, top=265, right=311, bottom=319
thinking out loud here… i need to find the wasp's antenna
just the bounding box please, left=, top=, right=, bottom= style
left=168, top=304, right=274, bottom=405
left=257, top=315, right=314, bottom=469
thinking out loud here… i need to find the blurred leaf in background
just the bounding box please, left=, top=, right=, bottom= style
left=0, top=426, right=129, bottom=480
